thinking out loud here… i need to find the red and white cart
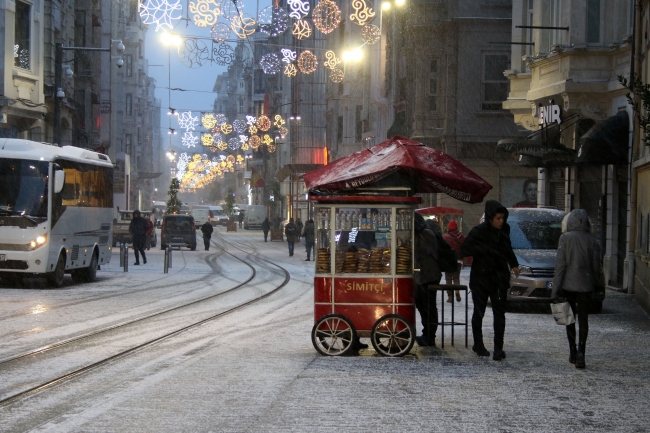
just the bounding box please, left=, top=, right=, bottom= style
left=304, top=136, right=493, bottom=357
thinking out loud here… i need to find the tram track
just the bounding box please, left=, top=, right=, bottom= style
left=0, top=236, right=291, bottom=407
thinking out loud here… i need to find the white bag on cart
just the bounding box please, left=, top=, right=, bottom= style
left=550, top=302, right=575, bottom=326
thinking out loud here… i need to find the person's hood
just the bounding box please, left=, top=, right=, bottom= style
left=425, top=219, right=442, bottom=236
left=414, top=212, right=427, bottom=233
left=484, top=199, right=508, bottom=225
left=566, top=209, right=591, bottom=232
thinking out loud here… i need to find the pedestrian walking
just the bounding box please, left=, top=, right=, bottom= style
left=200, top=220, right=213, bottom=251
left=461, top=200, right=519, bottom=361
left=296, top=218, right=304, bottom=239
left=414, top=213, right=441, bottom=347
left=261, top=217, right=271, bottom=242
left=302, top=219, right=315, bottom=261
left=145, top=216, right=155, bottom=251
left=129, top=209, right=148, bottom=265
left=551, top=209, right=602, bottom=369
left=443, top=220, right=465, bottom=303
left=285, top=218, right=298, bottom=256
left=238, top=211, right=244, bottom=228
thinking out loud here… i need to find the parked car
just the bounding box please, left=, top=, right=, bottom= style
left=160, top=214, right=197, bottom=250
left=193, top=205, right=229, bottom=226
left=243, top=205, right=266, bottom=229
left=191, top=208, right=210, bottom=226
left=112, top=210, right=157, bottom=249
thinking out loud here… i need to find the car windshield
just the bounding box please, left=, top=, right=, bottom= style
left=509, top=218, right=563, bottom=249
left=0, top=159, right=50, bottom=226
left=165, top=217, right=192, bottom=231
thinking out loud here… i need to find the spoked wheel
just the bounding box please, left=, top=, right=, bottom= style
left=370, top=314, right=415, bottom=357
left=311, top=314, right=357, bottom=356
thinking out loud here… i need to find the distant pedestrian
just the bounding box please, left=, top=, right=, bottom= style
left=200, top=220, right=213, bottom=251
left=443, top=220, right=465, bottom=303
left=551, top=209, right=602, bottom=369
left=129, top=209, right=148, bottom=265
left=145, top=216, right=155, bottom=251
left=413, top=213, right=441, bottom=347
left=461, top=200, right=519, bottom=361
left=261, top=217, right=271, bottom=242
left=302, top=219, right=315, bottom=261
left=238, top=212, right=244, bottom=228
left=296, top=218, right=304, bottom=239
left=285, top=218, right=298, bottom=256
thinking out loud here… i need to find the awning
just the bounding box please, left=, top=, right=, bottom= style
left=275, top=164, right=323, bottom=182
left=416, top=206, right=463, bottom=215
left=576, top=111, right=629, bottom=164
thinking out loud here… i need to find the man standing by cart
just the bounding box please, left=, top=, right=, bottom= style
left=414, top=213, right=441, bottom=347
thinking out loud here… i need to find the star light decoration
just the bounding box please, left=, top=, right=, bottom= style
left=312, top=0, right=341, bottom=34
left=178, top=111, right=199, bottom=131
left=284, top=64, right=298, bottom=77
left=258, top=6, right=289, bottom=37
left=182, top=132, right=199, bottom=148
left=297, top=51, right=318, bottom=74
left=361, top=24, right=381, bottom=44
left=260, top=52, right=282, bottom=75
left=292, top=20, right=312, bottom=40
left=350, top=0, right=375, bottom=26
left=140, top=0, right=183, bottom=32
left=201, top=113, right=217, bottom=129
left=189, top=0, right=221, bottom=27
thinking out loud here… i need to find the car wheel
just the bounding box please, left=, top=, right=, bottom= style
left=46, top=253, right=66, bottom=288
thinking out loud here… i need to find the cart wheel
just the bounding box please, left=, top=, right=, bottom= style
left=370, top=314, right=415, bottom=357
left=311, top=314, right=357, bottom=356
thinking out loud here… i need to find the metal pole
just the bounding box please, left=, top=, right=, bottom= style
left=119, top=242, right=124, bottom=267
left=167, top=245, right=172, bottom=268
left=53, top=43, right=62, bottom=146
left=164, top=245, right=169, bottom=273
left=123, top=245, right=128, bottom=272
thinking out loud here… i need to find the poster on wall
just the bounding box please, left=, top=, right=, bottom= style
left=501, top=177, right=538, bottom=208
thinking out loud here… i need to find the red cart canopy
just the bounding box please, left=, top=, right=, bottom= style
left=416, top=206, right=464, bottom=215
left=304, top=136, right=492, bottom=203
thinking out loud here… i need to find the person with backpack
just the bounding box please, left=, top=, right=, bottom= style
left=443, top=220, right=465, bottom=303
left=302, top=219, right=315, bottom=261
left=461, top=200, right=519, bottom=361
left=414, top=213, right=442, bottom=347
left=285, top=218, right=298, bottom=256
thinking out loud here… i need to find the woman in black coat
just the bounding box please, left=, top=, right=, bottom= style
left=461, top=200, right=519, bottom=361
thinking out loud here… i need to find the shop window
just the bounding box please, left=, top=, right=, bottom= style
left=14, top=1, right=31, bottom=69
left=482, top=54, right=509, bottom=111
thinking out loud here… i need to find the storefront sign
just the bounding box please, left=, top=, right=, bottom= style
left=538, top=104, right=562, bottom=125
left=100, top=101, right=111, bottom=114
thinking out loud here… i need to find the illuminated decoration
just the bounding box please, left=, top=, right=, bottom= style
left=241, top=142, right=250, bottom=151
left=212, top=132, right=223, bottom=143
left=361, top=24, right=381, bottom=44
left=201, top=113, right=217, bottom=129
left=258, top=6, right=289, bottom=37
left=189, top=0, right=221, bottom=27
left=178, top=111, right=199, bottom=130
left=212, top=43, right=235, bottom=66
left=230, top=13, right=257, bottom=38
left=256, top=115, right=271, bottom=131
left=324, top=50, right=341, bottom=70
left=233, top=119, right=247, bottom=133
left=274, top=115, right=285, bottom=128
left=220, top=123, right=233, bottom=134
left=329, top=68, right=344, bottom=83
left=262, top=134, right=274, bottom=146
left=208, top=145, right=219, bottom=152
left=278, top=126, right=288, bottom=136
left=260, top=52, right=282, bottom=75
left=292, top=20, right=312, bottom=40
left=238, top=134, right=249, bottom=144
left=297, top=51, right=318, bottom=74
left=211, top=22, right=231, bottom=42
left=284, top=63, right=298, bottom=77
left=201, top=133, right=214, bottom=146
left=267, top=144, right=276, bottom=153
left=248, top=135, right=261, bottom=149
left=228, top=137, right=240, bottom=150
left=226, top=155, right=235, bottom=164
left=287, top=0, right=310, bottom=19
left=215, top=114, right=228, bottom=126
left=236, top=155, right=244, bottom=163
left=182, top=132, right=199, bottom=148
left=246, top=115, right=257, bottom=125
left=217, top=140, right=228, bottom=150
left=139, top=0, right=183, bottom=32
left=312, top=0, right=341, bottom=34
left=221, top=0, right=243, bottom=20
left=248, top=125, right=258, bottom=134
left=350, top=0, right=375, bottom=26
left=281, top=48, right=297, bottom=64
left=178, top=38, right=210, bottom=68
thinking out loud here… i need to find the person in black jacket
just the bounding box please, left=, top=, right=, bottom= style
left=261, top=217, right=271, bottom=242
left=414, top=213, right=442, bottom=347
left=200, top=221, right=214, bottom=251
left=461, top=200, right=519, bottom=361
left=129, top=210, right=149, bottom=265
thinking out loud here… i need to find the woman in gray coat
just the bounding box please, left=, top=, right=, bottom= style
left=551, top=209, right=602, bottom=369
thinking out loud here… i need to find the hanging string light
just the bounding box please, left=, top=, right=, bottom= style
left=292, top=19, right=312, bottom=40
left=258, top=6, right=289, bottom=37
left=324, top=50, right=341, bottom=70
left=260, top=52, right=282, bottom=74
left=297, top=50, right=318, bottom=74
left=220, top=123, right=233, bottom=134
left=217, top=140, right=228, bottom=150
left=230, top=13, right=257, bottom=38
left=256, top=115, right=271, bottom=131
left=350, top=0, right=375, bottom=26
left=284, top=63, right=298, bottom=77
left=274, top=115, right=286, bottom=128
left=249, top=135, right=262, bottom=149
left=233, top=119, right=248, bottom=133
left=211, top=22, right=231, bottom=42
left=330, top=68, right=344, bottom=83
left=182, top=132, right=199, bottom=148
left=228, top=137, right=241, bottom=150
left=221, top=0, right=244, bottom=20
left=281, top=48, right=297, bottom=64
left=189, top=0, right=221, bottom=27
left=178, top=111, right=199, bottom=131
left=248, top=125, right=258, bottom=134
left=201, top=113, right=217, bottom=129
left=140, top=0, right=183, bottom=32
left=201, top=133, right=214, bottom=146
left=287, top=0, right=310, bottom=19
left=361, top=24, right=381, bottom=44
left=312, top=0, right=341, bottom=34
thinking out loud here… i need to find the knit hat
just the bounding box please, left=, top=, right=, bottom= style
left=447, top=220, right=458, bottom=232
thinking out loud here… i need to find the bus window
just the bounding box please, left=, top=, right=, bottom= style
left=56, top=160, right=113, bottom=208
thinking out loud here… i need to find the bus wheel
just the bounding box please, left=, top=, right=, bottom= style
left=73, top=252, right=98, bottom=283
left=47, top=254, right=66, bottom=288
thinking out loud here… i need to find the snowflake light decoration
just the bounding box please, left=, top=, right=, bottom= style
left=292, top=20, right=312, bottom=40
left=231, top=13, right=257, bottom=38
left=178, top=38, right=210, bottom=68
left=350, top=0, right=375, bottom=26
left=217, top=140, right=228, bottom=150
left=182, top=132, right=199, bottom=148
left=281, top=48, right=297, bottom=64
left=233, top=119, right=248, bottom=133
left=211, top=22, right=231, bottom=42
left=312, top=0, right=341, bottom=34
left=260, top=52, right=282, bottom=75
left=220, top=123, right=233, bottom=134
left=228, top=137, right=241, bottom=150
left=178, top=111, right=199, bottom=131
left=212, top=43, right=235, bottom=66
left=324, top=50, right=341, bottom=70
left=201, top=113, right=217, bottom=129
left=284, top=64, right=298, bottom=77
left=248, top=135, right=261, bottom=149
left=330, top=68, right=344, bottom=83
left=246, top=115, right=257, bottom=125
left=221, top=0, right=244, bottom=20
left=287, top=0, right=310, bottom=19
left=258, top=6, right=289, bottom=37
left=140, top=0, right=183, bottom=32
left=189, top=0, right=221, bottom=27
left=201, top=133, right=214, bottom=146
left=274, top=115, right=285, bottom=128
left=248, top=125, right=258, bottom=134
left=256, top=115, right=271, bottom=131
left=297, top=51, right=318, bottom=74
left=361, top=24, right=381, bottom=44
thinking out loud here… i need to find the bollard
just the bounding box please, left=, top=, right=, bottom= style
left=119, top=243, right=124, bottom=267
left=167, top=245, right=172, bottom=268
left=164, top=245, right=169, bottom=273
left=123, top=244, right=128, bottom=272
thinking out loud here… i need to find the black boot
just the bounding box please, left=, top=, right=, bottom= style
left=569, top=345, right=577, bottom=364
left=567, top=324, right=577, bottom=364
left=472, top=343, right=490, bottom=357
left=576, top=341, right=586, bottom=369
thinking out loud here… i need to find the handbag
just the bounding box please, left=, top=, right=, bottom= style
left=550, top=302, right=575, bottom=326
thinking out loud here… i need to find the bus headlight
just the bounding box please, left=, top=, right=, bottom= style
left=29, top=235, right=48, bottom=250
